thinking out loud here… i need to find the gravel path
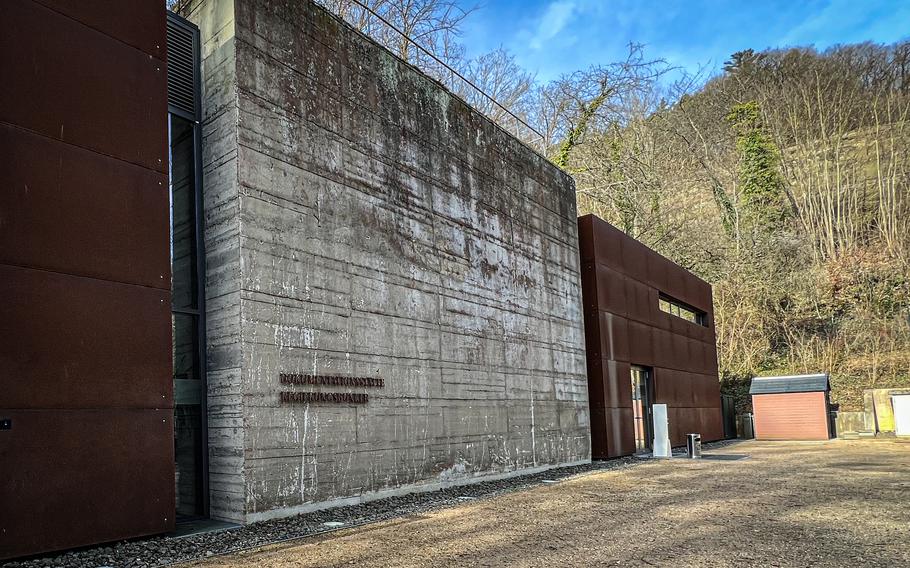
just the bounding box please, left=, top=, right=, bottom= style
left=8, top=439, right=905, bottom=568
left=177, top=439, right=910, bottom=568
left=3, top=444, right=684, bottom=568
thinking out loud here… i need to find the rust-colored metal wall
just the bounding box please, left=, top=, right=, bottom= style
left=0, top=0, right=172, bottom=559
left=578, top=214, right=723, bottom=458
left=752, top=392, right=830, bottom=440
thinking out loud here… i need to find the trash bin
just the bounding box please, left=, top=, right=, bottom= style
left=738, top=413, right=754, bottom=439
left=686, top=433, right=702, bottom=458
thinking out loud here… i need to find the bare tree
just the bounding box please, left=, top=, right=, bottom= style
left=451, top=48, right=535, bottom=127
left=318, top=0, right=475, bottom=79
left=543, top=44, right=669, bottom=170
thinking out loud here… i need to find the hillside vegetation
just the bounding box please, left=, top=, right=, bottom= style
left=564, top=44, right=910, bottom=411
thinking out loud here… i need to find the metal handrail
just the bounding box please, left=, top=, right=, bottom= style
left=347, top=0, right=546, bottom=148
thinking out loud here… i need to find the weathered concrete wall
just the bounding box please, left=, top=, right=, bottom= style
left=835, top=388, right=910, bottom=437
left=834, top=411, right=875, bottom=437
left=182, top=0, right=246, bottom=523
left=871, top=388, right=910, bottom=433
left=188, top=0, right=589, bottom=522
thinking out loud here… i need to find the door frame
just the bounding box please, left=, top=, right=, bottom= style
left=631, top=365, right=654, bottom=453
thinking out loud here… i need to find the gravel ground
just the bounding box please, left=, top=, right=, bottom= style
left=4, top=442, right=699, bottom=568
left=8, top=439, right=906, bottom=568
left=175, top=439, right=910, bottom=568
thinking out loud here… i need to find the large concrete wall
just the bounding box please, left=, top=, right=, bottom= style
left=186, top=0, right=589, bottom=523
left=578, top=215, right=722, bottom=458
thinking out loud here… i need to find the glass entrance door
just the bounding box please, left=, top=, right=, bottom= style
left=631, top=366, right=653, bottom=454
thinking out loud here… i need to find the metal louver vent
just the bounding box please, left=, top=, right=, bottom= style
left=166, top=13, right=199, bottom=119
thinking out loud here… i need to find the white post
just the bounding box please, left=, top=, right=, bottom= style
left=893, top=395, right=910, bottom=437
left=652, top=404, right=671, bottom=458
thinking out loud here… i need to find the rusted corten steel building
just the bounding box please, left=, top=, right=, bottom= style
left=0, top=0, right=174, bottom=559
left=578, top=215, right=723, bottom=458
left=0, top=0, right=724, bottom=561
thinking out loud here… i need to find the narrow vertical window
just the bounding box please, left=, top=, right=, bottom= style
left=167, top=11, right=207, bottom=520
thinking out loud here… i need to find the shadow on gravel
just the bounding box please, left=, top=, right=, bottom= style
left=288, top=439, right=907, bottom=568
left=7, top=444, right=907, bottom=567
left=5, top=443, right=751, bottom=568
left=699, top=454, right=749, bottom=461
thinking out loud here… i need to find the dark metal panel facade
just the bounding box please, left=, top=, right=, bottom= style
left=578, top=214, right=723, bottom=458
left=0, top=124, right=170, bottom=287
left=0, top=0, right=168, bottom=173
left=0, top=409, right=174, bottom=559
left=0, top=265, right=172, bottom=409
left=0, top=0, right=172, bottom=560
left=606, top=407, right=636, bottom=457
left=30, top=0, right=166, bottom=59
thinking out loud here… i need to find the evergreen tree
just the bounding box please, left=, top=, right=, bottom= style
left=725, top=101, right=790, bottom=237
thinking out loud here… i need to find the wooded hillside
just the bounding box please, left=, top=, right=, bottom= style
left=564, top=44, right=910, bottom=411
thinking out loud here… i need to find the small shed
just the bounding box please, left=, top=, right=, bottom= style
left=750, top=374, right=831, bottom=440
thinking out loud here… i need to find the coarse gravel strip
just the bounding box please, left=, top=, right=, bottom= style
left=3, top=443, right=740, bottom=568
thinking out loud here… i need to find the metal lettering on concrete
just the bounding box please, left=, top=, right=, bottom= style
left=279, top=374, right=384, bottom=388
left=278, top=374, right=384, bottom=404
left=280, top=391, right=370, bottom=404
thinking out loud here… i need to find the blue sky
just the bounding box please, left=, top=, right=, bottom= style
left=458, top=0, right=910, bottom=83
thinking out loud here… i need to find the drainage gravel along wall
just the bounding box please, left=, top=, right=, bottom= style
left=182, top=0, right=590, bottom=525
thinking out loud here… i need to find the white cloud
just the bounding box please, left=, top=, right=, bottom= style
left=529, top=1, right=579, bottom=50
left=776, top=0, right=910, bottom=48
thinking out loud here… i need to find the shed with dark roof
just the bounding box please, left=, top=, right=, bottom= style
left=750, top=374, right=831, bottom=440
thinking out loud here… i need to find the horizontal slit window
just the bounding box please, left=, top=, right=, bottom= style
left=659, top=294, right=707, bottom=326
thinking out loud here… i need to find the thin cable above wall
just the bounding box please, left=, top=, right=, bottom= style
left=340, top=0, right=548, bottom=152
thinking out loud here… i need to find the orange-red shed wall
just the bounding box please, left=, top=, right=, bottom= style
left=752, top=392, right=830, bottom=440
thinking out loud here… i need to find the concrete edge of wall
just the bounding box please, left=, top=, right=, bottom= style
left=245, top=459, right=591, bottom=523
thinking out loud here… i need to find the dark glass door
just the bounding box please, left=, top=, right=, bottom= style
left=169, top=113, right=206, bottom=519
left=631, top=366, right=653, bottom=454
